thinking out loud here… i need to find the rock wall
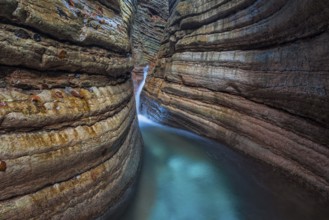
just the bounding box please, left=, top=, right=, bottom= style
left=0, top=0, right=142, bottom=219
left=131, top=0, right=169, bottom=93
left=142, top=0, right=329, bottom=195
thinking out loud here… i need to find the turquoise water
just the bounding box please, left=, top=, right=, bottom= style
left=120, top=116, right=329, bottom=220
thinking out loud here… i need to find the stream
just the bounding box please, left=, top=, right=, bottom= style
left=123, top=65, right=329, bottom=220
left=120, top=115, right=329, bottom=220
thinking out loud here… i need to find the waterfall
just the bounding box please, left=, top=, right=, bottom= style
left=135, top=65, right=149, bottom=115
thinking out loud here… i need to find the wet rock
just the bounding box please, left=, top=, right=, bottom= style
left=141, top=0, right=329, bottom=196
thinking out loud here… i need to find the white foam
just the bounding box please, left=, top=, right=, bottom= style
left=135, top=65, right=149, bottom=114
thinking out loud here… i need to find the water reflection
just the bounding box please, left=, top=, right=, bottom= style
left=120, top=116, right=329, bottom=220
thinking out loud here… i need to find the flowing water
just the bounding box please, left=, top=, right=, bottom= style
left=127, top=67, right=329, bottom=220
left=135, top=65, right=149, bottom=114
left=120, top=116, right=329, bottom=220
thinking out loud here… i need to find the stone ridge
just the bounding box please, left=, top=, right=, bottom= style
left=0, top=0, right=142, bottom=219
left=142, top=0, right=329, bottom=196
left=0, top=0, right=133, bottom=53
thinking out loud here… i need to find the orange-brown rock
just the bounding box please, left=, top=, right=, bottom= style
left=0, top=0, right=142, bottom=219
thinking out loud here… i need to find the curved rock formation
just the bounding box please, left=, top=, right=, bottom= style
left=0, top=0, right=142, bottom=219
left=142, top=0, right=329, bottom=196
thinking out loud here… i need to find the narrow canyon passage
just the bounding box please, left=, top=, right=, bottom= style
left=0, top=0, right=328, bottom=219
left=120, top=115, right=329, bottom=220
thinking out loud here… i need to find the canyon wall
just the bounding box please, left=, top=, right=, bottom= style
left=131, top=0, right=169, bottom=93
left=0, top=0, right=142, bottom=219
left=142, top=0, right=329, bottom=196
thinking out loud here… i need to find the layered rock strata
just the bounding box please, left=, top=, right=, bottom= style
left=131, top=0, right=169, bottom=93
left=142, top=0, right=329, bottom=195
left=0, top=0, right=142, bottom=219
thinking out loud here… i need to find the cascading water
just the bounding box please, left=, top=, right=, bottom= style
left=135, top=65, right=149, bottom=115
left=127, top=66, right=329, bottom=220
left=121, top=118, right=329, bottom=220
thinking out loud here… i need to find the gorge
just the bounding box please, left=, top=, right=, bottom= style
left=0, top=0, right=329, bottom=219
left=140, top=0, right=329, bottom=196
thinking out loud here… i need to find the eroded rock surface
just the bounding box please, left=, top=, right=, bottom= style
left=0, top=0, right=142, bottom=219
left=131, top=0, right=169, bottom=93
left=141, top=0, right=329, bottom=196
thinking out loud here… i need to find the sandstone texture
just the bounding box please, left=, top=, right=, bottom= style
left=141, top=0, right=329, bottom=195
left=0, top=0, right=142, bottom=219
left=131, top=0, right=169, bottom=93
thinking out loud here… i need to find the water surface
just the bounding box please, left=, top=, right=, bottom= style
left=120, top=116, right=329, bottom=220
